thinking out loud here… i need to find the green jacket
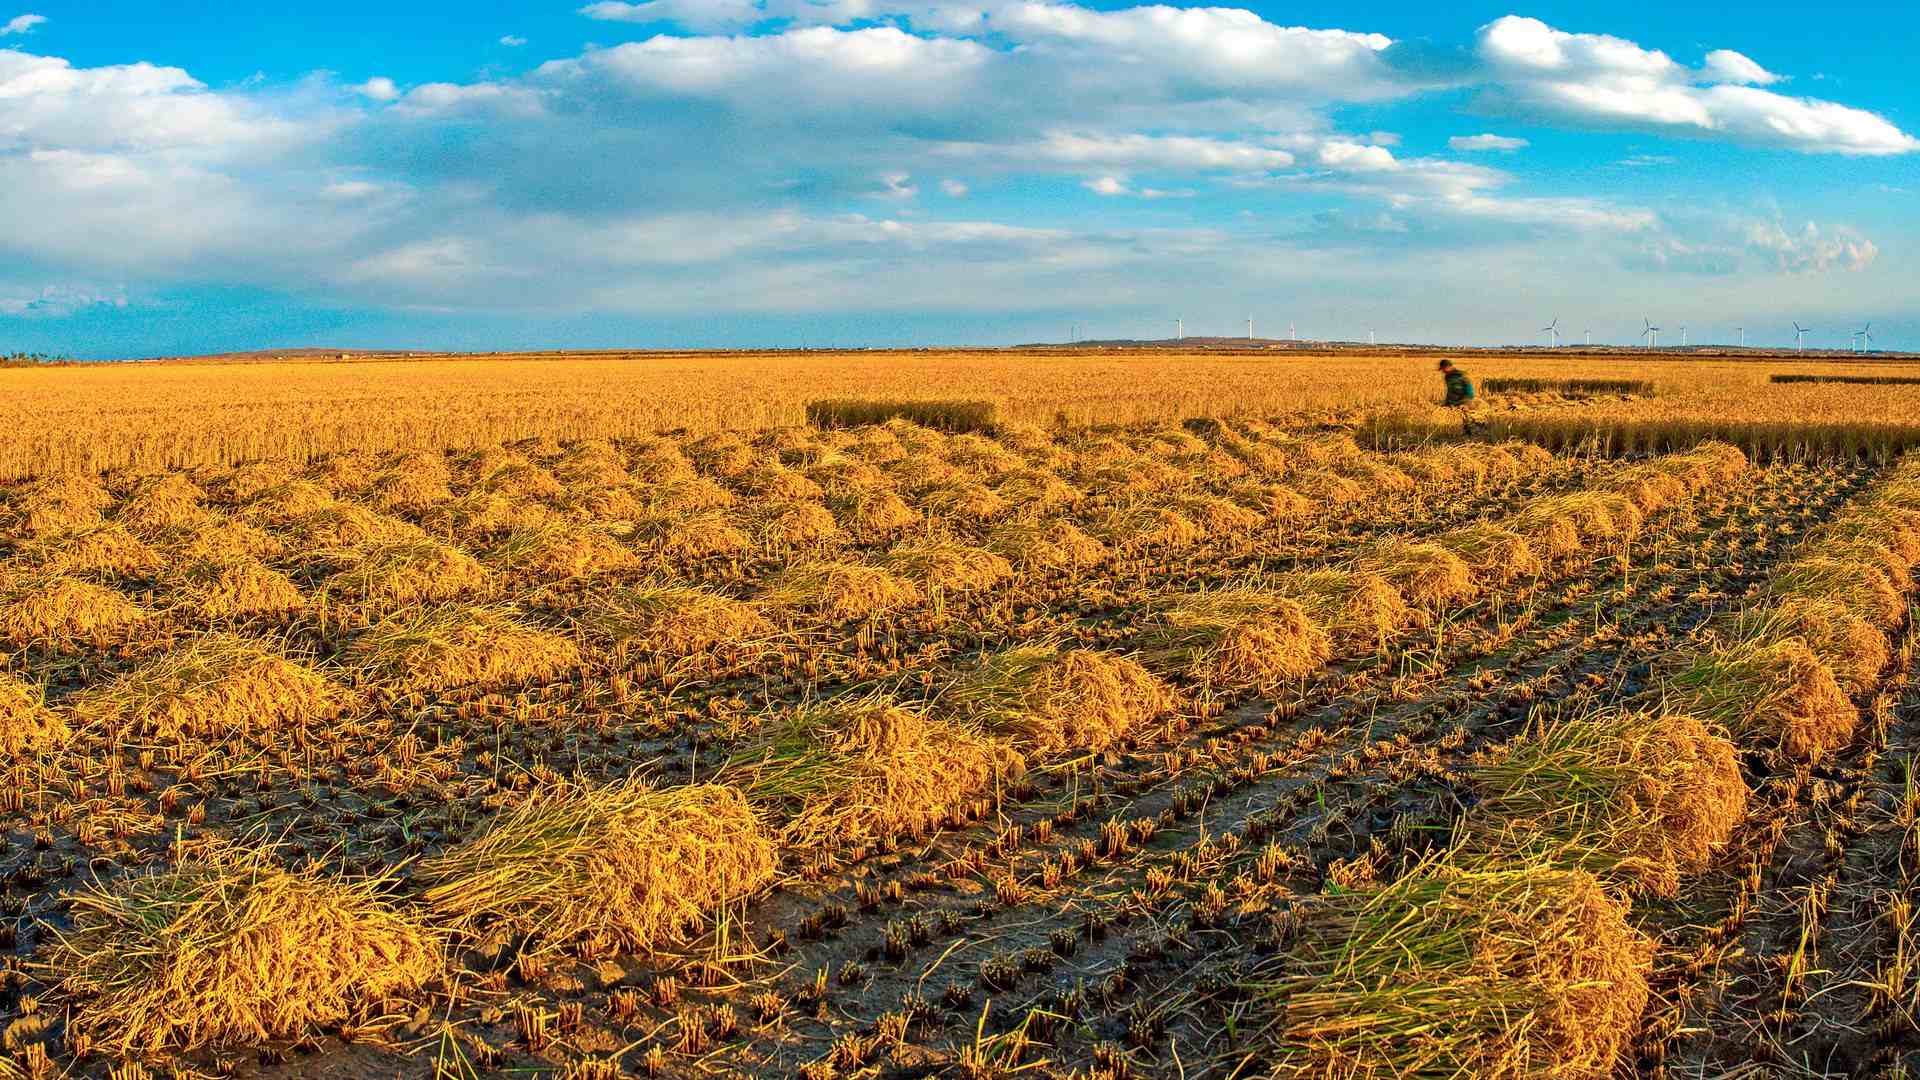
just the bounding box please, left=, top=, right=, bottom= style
left=1443, top=369, right=1475, bottom=406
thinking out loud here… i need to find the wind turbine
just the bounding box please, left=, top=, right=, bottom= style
left=1642, top=318, right=1661, bottom=349
left=1247, top=316, right=1254, bottom=341
left=1540, top=317, right=1560, bottom=348
left=1854, top=322, right=1873, bottom=352
left=1679, top=326, right=1688, bottom=348
left=1176, top=317, right=1184, bottom=341
left=1793, top=321, right=1810, bottom=351
left=1288, top=321, right=1297, bottom=342
left=1584, top=328, right=1592, bottom=347
left=1736, top=327, right=1745, bottom=348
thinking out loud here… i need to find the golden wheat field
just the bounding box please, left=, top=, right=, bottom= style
left=4, top=349, right=1920, bottom=1079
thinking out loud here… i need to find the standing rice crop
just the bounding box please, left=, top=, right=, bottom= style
left=1230, top=863, right=1649, bottom=1080
left=418, top=779, right=775, bottom=954
left=39, top=841, right=441, bottom=1058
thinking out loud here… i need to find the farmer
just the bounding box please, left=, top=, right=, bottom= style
left=1438, top=358, right=1482, bottom=434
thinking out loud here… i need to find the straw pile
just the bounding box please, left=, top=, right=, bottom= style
left=280, top=504, right=422, bottom=549
left=344, top=604, right=582, bottom=693
left=918, top=482, right=1009, bottom=522
left=0, top=672, right=67, bottom=756
left=832, top=489, right=922, bottom=539
left=727, top=697, right=1021, bottom=849
left=172, top=558, right=306, bottom=619
left=176, top=519, right=286, bottom=562
left=746, top=500, right=841, bottom=549
left=1355, top=539, right=1478, bottom=607
left=420, top=491, right=551, bottom=540
left=71, top=634, right=345, bottom=740
left=1768, top=554, right=1907, bottom=626
left=760, top=561, right=921, bottom=622
left=1268, top=569, right=1413, bottom=651
left=1234, top=863, right=1648, bottom=1079
left=487, top=523, right=639, bottom=581
left=633, top=509, right=754, bottom=560
left=3, top=474, right=109, bottom=539
left=642, top=476, right=738, bottom=513
left=741, top=464, right=825, bottom=502
left=1157, top=493, right=1265, bottom=535
left=1716, top=599, right=1890, bottom=696
left=0, top=574, right=148, bottom=648
left=1664, top=640, right=1855, bottom=762
left=419, top=779, right=775, bottom=954
left=1229, top=483, right=1312, bottom=522
left=993, top=470, right=1082, bottom=513
left=115, top=474, right=212, bottom=534
left=370, top=465, right=454, bottom=515
left=1285, top=468, right=1364, bottom=505
left=687, top=432, right=757, bottom=478
left=580, top=583, right=773, bottom=660
left=205, top=461, right=298, bottom=504
left=1139, top=589, right=1331, bottom=696
left=25, top=523, right=163, bottom=578
left=42, top=841, right=441, bottom=1058
left=883, top=541, right=1013, bottom=594
left=987, top=518, right=1108, bottom=571
left=1091, top=504, right=1203, bottom=553
left=1433, top=524, right=1545, bottom=585
left=1459, top=709, right=1745, bottom=897
left=322, top=537, right=495, bottom=605
left=946, top=643, right=1174, bottom=754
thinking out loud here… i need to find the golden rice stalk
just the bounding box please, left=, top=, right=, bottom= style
left=171, top=558, right=305, bottom=620
left=205, top=461, right=299, bottom=504
left=1285, top=467, right=1365, bottom=505
left=744, top=500, right=840, bottom=550
left=945, top=432, right=1025, bottom=476
left=1089, top=504, right=1202, bottom=553
left=553, top=449, right=631, bottom=491
left=344, top=603, right=581, bottom=693
left=1767, top=555, right=1906, bottom=626
left=642, top=476, right=738, bottom=513
left=986, top=518, right=1109, bottom=571
left=1714, top=598, right=1890, bottom=697
left=726, top=696, right=1021, bottom=849
left=1138, top=589, right=1331, bottom=696
left=633, top=509, right=754, bottom=560
left=1389, top=450, right=1460, bottom=486
left=1234, top=863, right=1649, bottom=1080
left=686, top=432, right=757, bottom=478
left=369, top=462, right=453, bottom=515
left=41, top=841, right=441, bottom=1058
left=487, top=523, right=639, bottom=581
left=419, top=490, right=552, bottom=540
left=322, top=537, right=495, bottom=605
left=477, top=462, right=565, bottom=500
left=280, top=504, right=423, bottom=549
left=579, top=582, right=774, bottom=660
left=21, top=523, right=163, bottom=578
left=807, top=457, right=895, bottom=498
left=1158, top=493, right=1265, bottom=535
left=882, top=541, right=1013, bottom=594
left=0, top=672, right=67, bottom=756
left=1077, top=460, right=1190, bottom=498
left=992, top=470, right=1082, bottom=513
left=1816, top=505, right=1920, bottom=564
left=115, top=474, right=212, bottom=534
left=3, top=474, right=109, bottom=539
left=1432, top=524, right=1544, bottom=584
left=71, top=634, right=344, bottom=740
left=419, top=779, right=775, bottom=954
left=1807, top=537, right=1914, bottom=596
left=1355, top=539, right=1478, bottom=607
left=630, top=445, right=700, bottom=484
left=832, top=488, right=922, bottom=540
left=174, top=519, right=286, bottom=562
left=1662, top=640, right=1855, bottom=762
left=947, top=643, right=1174, bottom=754
left=555, top=484, right=643, bottom=522
left=0, top=574, right=148, bottom=648
left=1603, top=465, right=1691, bottom=515
left=1458, top=709, right=1745, bottom=898
left=882, top=416, right=949, bottom=453
left=760, top=561, right=921, bottom=622
left=309, top=451, right=376, bottom=493
left=917, top=482, right=1009, bottom=523
left=1331, top=456, right=1416, bottom=494
left=740, top=464, right=825, bottom=502
left=1267, top=569, right=1413, bottom=652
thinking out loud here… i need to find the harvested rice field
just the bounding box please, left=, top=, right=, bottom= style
left=5, top=369, right=1920, bottom=1079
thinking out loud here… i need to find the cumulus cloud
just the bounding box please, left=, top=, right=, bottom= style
left=499, top=35, right=528, bottom=47
left=1476, top=16, right=1915, bottom=155
left=1744, top=219, right=1878, bottom=273
left=1449, top=133, right=1528, bottom=151
left=1, top=13, right=45, bottom=36
left=939, top=178, right=968, bottom=197
left=0, top=284, right=124, bottom=318
left=1702, top=49, right=1779, bottom=86
left=352, top=76, right=399, bottom=101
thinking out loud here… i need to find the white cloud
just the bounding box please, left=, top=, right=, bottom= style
left=1084, top=175, right=1127, bottom=196
left=0, top=284, right=124, bottom=318
left=939, top=178, right=968, bottom=197
left=352, top=76, right=399, bottom=101
left=1744, top=219, right=1878, bottom=273
left=1, top=13, right=45, bottom=36
left=1476, top=16, right=1916, bottom=155
left=1702, top=49, right=1779, bottom=86
left=499, top=35, right=528, bottom=47
left=875, top=172, right=917, bottom=199
left=1449, top=133, right=1528, bottom=151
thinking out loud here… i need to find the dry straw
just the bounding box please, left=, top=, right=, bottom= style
left=23, top=523, right=163, bottom=578
left=805, top=398, right=997, bottom=433
left=1267, top=569, right=1413, bottom=652
left=986, top=518, right=1108, bottom=571
left=882, top=541, right=1014, bottom=595
left=1432, top=524, right=1545, bottom=585
left=725, top=695, right=1021, bottom=850
left=745, top=500, right=841, bottom=550
left=344, top=603, right=581, bottom=693
left=578, top=582, right=774, bottom=660
left=946, top=642, right=1174, bottom=754
left=1354, top=539, right=1478, bottom=608
left=486, top=523, right=639, bottom=581
left=1233, top=862, right=1649, bottom=1080
left=171, top=558, right=305, bottom=620
left=322, top=537, right=496, bottom=605
left=419, top=779, right=775, bottom=954
left=760, top=561, right=921, bottom=622
left=1138, top=589, right=1331, bottom=696
left=71, top=634, right=345, bottom=740
left=1458, top=708, right=1745, bottom=898
left=831, top=488, right=922, bottom=539
left=1090, top=504, right=1203, bottom=553
left=0, top=672, right=67, bottom=756
left=41, top=841, right=441, bottom=1058
left=1715, top=599, right=1890, bottom=696
left=633, top=508, right=754, bottom=560
left=0, top=573, right=148, bottom=648
left=1663, top=639, right=1855, bottom=762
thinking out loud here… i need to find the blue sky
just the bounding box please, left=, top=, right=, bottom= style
left=1, top=1, right=1915, bottom=357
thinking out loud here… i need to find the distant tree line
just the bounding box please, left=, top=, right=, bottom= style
left=1, top=352, right=77, bottom=367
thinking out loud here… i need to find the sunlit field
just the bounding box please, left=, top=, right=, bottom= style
left=4, top=347, right=1920, bottom=1078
